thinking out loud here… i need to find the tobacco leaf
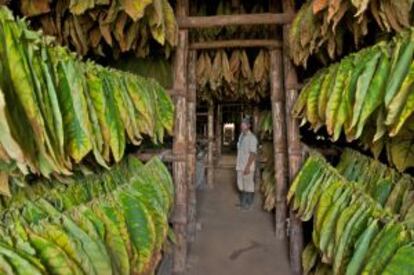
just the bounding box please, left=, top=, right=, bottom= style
left=20, top=0, right=51, bottom=17
left=120, top=0, right=153, bottom=22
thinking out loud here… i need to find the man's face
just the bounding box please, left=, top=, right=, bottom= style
left=241, top=122, right=249, bottom=132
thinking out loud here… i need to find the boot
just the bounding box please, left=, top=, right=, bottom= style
left=235, top=191, right=245, bottom=207
left=244, top=192, right=254, bottom=209
left=248, top=192, right=254, bottom=207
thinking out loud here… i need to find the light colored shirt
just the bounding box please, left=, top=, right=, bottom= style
left=236, top=130, right=258, bottom=172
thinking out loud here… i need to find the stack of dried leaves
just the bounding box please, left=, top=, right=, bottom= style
left=12, top=0, right=178, bottom=58
left=197, top=49, right=270, bottom=102
left=289, top=0, right=414, bottom=67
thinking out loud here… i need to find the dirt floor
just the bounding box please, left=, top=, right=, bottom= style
left=186, top=155, right=292, bottom=275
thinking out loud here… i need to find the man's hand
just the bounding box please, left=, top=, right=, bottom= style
left=243, top=167, right=250, bottom=175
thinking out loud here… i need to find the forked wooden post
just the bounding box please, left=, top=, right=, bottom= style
left=270, top=48, right=289, bottom=240
left=172, top=0, right=189, bottom=273
left=187, top=50, right=197, bottom=243
left=207, top=102, right=214, bottom=188
left=282, top=0, right=304, bottom=273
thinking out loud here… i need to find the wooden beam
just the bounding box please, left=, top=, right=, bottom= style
left=282, top=0, right=304, bottom=274
left=136, top=149, right=174, bottom=162
left=190, top=39, right=282, bottom=50
left=167, top=88, right=186, bottom=97
left=172, top=0, right=189, bottom=273
left=178, top=13, right=294, bottom=29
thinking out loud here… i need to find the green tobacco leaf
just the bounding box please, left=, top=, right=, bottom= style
left=389, top=88, right=414, bottom=137
left=386, top=60, right=414, bottom=127
left=100, top=69, right=125, bottom=162
left=40, top=46, right=67, bottom=170
left=0, top=88, right=26, bottom=173
left=0, top=19, right=38, bottom=173
left=385, top=33, right=414, bottom=106
left=55, top=52, right=92, bottom=163
left=124, top=75, right=154, bottom=136
left=85, top=66, right=111, bottom=162
left=83, top=77, right=108, bottom=168
left=152, top=79, right=174, bottom=136
left=0, top=242, right=43, bottom=275
left=355, top=49, right=390, bottom=139
left=40, top=223, right=95, bottom=275
left=60, top=214, right=112, bottom=275
left=111, top=71, right=140, bottom=145
left=0, top=255, right=14, bottom=275
left=318, top=64, right=338, bottom=123
left=326, top=57, right=353, bottom=135
left=27, top=229, right=83, bottom=275
left=118, top=190, right=156, bottom=274
left=389, top=116, right=414, bottom=171
left=91, top=202, right=130, bottom=275
left=306, top=72, right=325, bottom=130
left=350, top=50, right=381, bottom=130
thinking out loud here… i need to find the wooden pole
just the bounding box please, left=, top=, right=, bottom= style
left=172, top=0, right=189, bottom=273
left=282, top=1, right=304, bottom=274
left=215, top=104, right=222, bottom=159
left=187, top=50, right=197, bottom=243
left=189, top=39, right=282, bottom=50
left=253, top=106, right=259, bottom=134
left=270, top=48, right=289, bottom=240
left=178, top=13, right=294, bottom=29
left=207, top=102, right=214, bottom=188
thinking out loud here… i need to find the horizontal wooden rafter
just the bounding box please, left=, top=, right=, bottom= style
left=178, top=13, right=294, bottom=29
left=190, top=39, right=282, bottom=49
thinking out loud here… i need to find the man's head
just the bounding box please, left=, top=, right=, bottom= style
left=241, top=117, right=251, bottom=133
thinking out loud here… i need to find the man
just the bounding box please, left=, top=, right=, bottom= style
left=236, top=116, right=258, bottom=209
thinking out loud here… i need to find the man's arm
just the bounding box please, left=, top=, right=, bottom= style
left=243, top=152, right=256, bottom=175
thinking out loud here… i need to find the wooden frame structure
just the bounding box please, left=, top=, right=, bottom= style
left=170, top=1, right=303, bottom=274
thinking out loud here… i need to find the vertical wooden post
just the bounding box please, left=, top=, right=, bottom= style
left=282, top=1, right=304, bottom=274
left=172, top=0, right=189, bottom=273
left=270, top=48, right=288, bottom=240
left=207, top=102, right=214, bottom=188
left=253, top=106, right=259, bottom=134
left=216, top=104, right=222, bottom=159
left=187, top=50, right=197, bottom=243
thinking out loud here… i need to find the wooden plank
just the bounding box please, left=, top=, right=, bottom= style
left=178, top=13, right=294, bottom=29
left=190, top=39, right=282, bottom=50
left=172, top=0, right=189, bottom=273
left=282, top=0, right=304, bottom=274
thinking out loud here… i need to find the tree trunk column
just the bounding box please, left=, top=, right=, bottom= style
left=270, top=48, right=289, bottom=240
left=187, top=50, right=197, bottom=243
left=282, top=1, right=304, bottom=274
left=172, top=0, right=189, bottom=273
left=207, top=102, right=214, bottom=188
